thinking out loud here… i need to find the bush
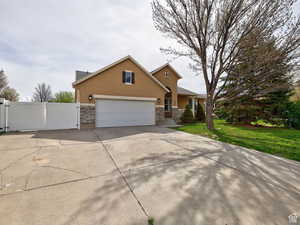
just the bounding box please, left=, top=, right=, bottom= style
left=215, top=106, right=230, bottom=120
left=148, top=217, right=155, bottom=225
left=286, top=101, right=300, bottom=129
left=196, top=104, right=206, bottom=122
left=217, top=101, right=261, bottom=124
left=180, top=105, right=195, bottom=123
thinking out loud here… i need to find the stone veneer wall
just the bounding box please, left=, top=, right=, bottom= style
left=80, top=104, right=96, bottom=128
left=155, top=107, right=165, bottom=123
left=172, top=108, right=184, bottom=123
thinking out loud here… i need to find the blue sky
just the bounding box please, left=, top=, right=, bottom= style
left=1, top=0, right=299, bottom=100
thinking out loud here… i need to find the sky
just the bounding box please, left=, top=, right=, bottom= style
left=1, top=0, right=300, bottom=101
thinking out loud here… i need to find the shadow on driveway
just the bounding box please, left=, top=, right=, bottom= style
left=62, top=130, right=300, bottom=225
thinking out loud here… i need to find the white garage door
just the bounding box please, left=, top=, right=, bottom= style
left=96, top=99, right=155, bottom=127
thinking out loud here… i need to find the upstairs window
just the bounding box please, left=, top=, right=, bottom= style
left=164, top=71, right=169, bottom=78
left=122, top=71, right=135, bottom=84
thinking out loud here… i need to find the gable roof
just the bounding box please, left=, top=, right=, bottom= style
left=151, top=63, right=183, bottom=79
left=177, top=86, right=206, bottom=99
left=72, top=55, right=169, bottom=92
left=177, top=86, right=198, bottom=95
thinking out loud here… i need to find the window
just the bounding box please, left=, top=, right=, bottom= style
left=164, top=71, right=169, bottom=78
left=122, top=71, right=135, bottom=84
left=165, top=97, right=172, bottom=112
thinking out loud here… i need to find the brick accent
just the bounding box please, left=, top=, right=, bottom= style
left=172, top=108, right=184, bottom=123
left=80, top=104, right=95, bottom=128
left=155, top=107, right=165, bottom=123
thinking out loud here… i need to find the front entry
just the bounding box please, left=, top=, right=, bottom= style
left=164, top=92, right=172, bottom=118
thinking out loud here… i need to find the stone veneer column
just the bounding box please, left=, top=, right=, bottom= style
left=80, top=104, right=96, bottom=129
left=172, top=108, right=184, bottom=123
left=155, top=106, right=165, bottom=123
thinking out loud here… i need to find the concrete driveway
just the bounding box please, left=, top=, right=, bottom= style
left=0, top=126, right=299, bottom=225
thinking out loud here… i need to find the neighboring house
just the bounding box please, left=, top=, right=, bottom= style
left=73, top=55, right=206, bottom=128
left=291, top=80, right=300, bottom=102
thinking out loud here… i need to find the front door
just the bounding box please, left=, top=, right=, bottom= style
left=164, top=94, right=172, bottom=118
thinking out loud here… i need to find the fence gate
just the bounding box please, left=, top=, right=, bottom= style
left=0, top=100, right=80, bottom=132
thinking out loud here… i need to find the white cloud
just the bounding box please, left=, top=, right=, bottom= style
left=0, top=0, right=206, bottom=100
left=1, top=0, right=299, bottom=100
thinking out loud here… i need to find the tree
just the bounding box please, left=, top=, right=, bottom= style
left=52, top=91, right=74, bottom=103
left=0, top=87, right=19, bottom=102
left=196, top=104, right=206, bottom=122
left=152, top=0, right=300, bottom=130
left=32, top=83, right=52, bottom=102
left=218, top=28, right=293, bottom=124
left=0, top=70, right=8, bottom=93
left=262, top=90, right=293, bottom=125
left=286, top=101, right=300, bottom=129
left=0, top=70, right=19, bottom=101
left=180, top=104, right=195, bottom=123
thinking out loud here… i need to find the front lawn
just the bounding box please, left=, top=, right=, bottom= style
left=175, top=120, right=300, bottom=162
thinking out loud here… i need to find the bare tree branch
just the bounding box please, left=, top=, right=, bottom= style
left=32, top=83, right=52, bottom=102
left=152, top=0, right=300, bottom=129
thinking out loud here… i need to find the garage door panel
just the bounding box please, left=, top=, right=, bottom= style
left=97, top=121, right=154, bottom=128
left=97, top=113, right=154, bottom=120
left=96, top=99, right=155, bottom=128
left=97, top=101, right=154, bottom=113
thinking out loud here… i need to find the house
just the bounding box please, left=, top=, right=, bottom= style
left=73, top=55, right=206, bottom=128
left=291, top=80, right=300, bottom=102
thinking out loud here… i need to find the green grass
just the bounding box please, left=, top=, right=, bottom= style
left=175, top=120, right=300, bottom=162
left=250, top=119, right=284, bottom=128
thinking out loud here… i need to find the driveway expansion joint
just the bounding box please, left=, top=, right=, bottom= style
left=0, top=147, right=41, bottom=173
left=93, top=130, right=150, bottom=218
left=0, top=171, right=117, bottom=198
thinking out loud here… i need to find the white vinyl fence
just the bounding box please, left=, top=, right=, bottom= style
left=0, top=99, right=80, bottom=132
left=0, top=98, right=7, bottom=132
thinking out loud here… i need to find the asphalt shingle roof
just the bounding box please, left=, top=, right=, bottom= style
left=75, top=71, right=92, bottom=81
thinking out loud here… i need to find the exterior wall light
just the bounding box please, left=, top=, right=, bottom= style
left=88, top=95, right=93, bottom=101
left=157, top=98, right=161, bottom=104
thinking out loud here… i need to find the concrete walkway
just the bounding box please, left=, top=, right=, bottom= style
left=0, top=126, right=299, bottom=225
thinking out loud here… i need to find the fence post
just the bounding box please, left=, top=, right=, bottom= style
left=0, top=98, right=9, bottom=133
left=44, top=102, right=47, bottom=130
left=0, top=98, right=4, bottom=132
left=5, top=101, right=9, bottom=133
left=77, top=104, right=80, bottom=130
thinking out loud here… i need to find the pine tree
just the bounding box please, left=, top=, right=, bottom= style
left=180, top=105, right=194, bottom=123
left=218, top=28, right=293, bottom=124
left=0, top=70, right=8, bottom=93
left=196, top=104, right=206, bottom=122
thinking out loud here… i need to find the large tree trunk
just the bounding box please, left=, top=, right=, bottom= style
left=205, top=96, right=215, bottom=130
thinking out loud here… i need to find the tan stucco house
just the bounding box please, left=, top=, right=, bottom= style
left=73, top=55, right=206, bottom=128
